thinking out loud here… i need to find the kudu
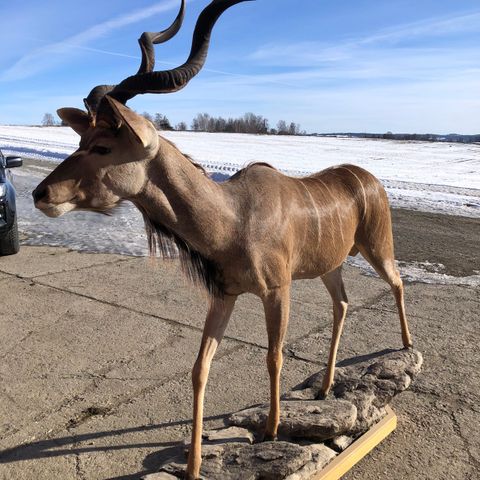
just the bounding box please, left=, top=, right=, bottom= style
left=33, top=1, right=412, bottom=478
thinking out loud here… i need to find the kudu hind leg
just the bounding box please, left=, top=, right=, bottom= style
left=262, top=285, right=291, bottom=441
left=358, top=245, right=412, bottom=348
left=186, top=294, right=237, bottom=480
left=319, top=267, right=348, bottom=398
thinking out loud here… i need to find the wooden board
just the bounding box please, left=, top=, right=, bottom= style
left=311, top=406, right=397, bottom=480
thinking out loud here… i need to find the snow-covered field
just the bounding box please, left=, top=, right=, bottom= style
left=2, top=125, right=479, bottom=218
left=1, top=125, right=479, bottom=286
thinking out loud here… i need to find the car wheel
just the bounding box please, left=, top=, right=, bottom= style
left=0, top=215, right=20, bottom=255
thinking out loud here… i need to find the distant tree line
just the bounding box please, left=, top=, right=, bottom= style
left=190, top=113, right=304, bottom=135
left=41, top=112, right=479, bottom=143
left=317, top=132, right=480, bottom=144
left=191, top=112, right=267, bottom=134
left=41, top=111, right=304, bottom=136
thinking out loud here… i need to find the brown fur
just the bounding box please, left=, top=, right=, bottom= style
left=33, top=99, right=412, bottom=479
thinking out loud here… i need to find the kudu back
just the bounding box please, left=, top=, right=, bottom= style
left=33, top=1, right=412, bottom=478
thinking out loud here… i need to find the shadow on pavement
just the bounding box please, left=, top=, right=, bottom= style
left=0, top=414, right=225, bottom=468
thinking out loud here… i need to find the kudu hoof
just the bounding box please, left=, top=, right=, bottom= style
left=184, top=473, right=199, bottom=480
left=317, top=389, right=330, bottom=400
left=261, top=433, right=278, bottom=442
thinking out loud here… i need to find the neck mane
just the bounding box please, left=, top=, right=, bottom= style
left=140, top=206, right=223, bottom=297
left=135, top=136, right=228, bottom=298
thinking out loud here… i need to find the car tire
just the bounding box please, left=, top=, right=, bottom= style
left=0, top=215, right=20, bottom=255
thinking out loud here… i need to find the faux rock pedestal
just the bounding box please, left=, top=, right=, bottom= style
left=147, top=349, right=422, bottom=480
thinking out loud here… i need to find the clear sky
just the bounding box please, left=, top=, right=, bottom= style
left=0, top=0, right=479, bottom=134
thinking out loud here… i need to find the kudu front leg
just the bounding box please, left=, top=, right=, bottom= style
left=262, top=285, right=291, bottom=441
left=186, top=295, right=237, bottom=480
left=320, top=267, right=348, bottom=398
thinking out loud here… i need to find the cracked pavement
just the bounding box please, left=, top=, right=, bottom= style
left=0, top=246, right=479, bottom=479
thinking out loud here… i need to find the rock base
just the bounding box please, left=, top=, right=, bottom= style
left=146, top=349, right=422, bottom=480
left=161, top=441, right=336, bottom=480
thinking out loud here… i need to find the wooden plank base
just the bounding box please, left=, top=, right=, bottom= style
left=312, top=406, right=397, bottom=480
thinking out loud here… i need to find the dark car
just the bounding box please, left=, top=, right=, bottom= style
left=0, top=149, right=22, bottom=255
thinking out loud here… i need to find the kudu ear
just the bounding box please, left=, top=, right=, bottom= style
left=57, top=108, right=91, bottom=136
left=100, top=96, right=154, bottom=148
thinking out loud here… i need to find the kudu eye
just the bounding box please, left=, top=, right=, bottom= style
left=91, top=145, right=111, bottom=155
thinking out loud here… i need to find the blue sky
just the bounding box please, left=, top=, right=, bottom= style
left=0, top=0, right=479, bottom=133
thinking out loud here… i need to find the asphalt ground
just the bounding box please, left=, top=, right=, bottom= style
left=0, top=209, right=479, bottom=479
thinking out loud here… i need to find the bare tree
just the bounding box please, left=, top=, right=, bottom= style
left=191, top=117, right=200, bottom=131
left=242, top=112, right=268, bottom=134
left=154, top=113, right=173, bottom=131
left=142, top=112, right=154, bottom=123
left=276, top=119, right=288, bottom=135
left=192, top=113, right=212, bottom=131
left=276, top=120, right=302, bottom=136
left=288, top=122, right=300, bottom=135
left=176, top=121, right=187, bottom=131
left=42, top=113, right=55, bottom=126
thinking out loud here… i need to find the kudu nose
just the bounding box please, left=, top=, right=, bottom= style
left=32, top=186, right=48, bottom=204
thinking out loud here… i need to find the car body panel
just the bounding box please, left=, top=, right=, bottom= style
left=0, top=150, right=19, bottom=234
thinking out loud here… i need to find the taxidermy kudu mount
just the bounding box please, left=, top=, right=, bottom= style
left=33, top=1, right=413, bottom=478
